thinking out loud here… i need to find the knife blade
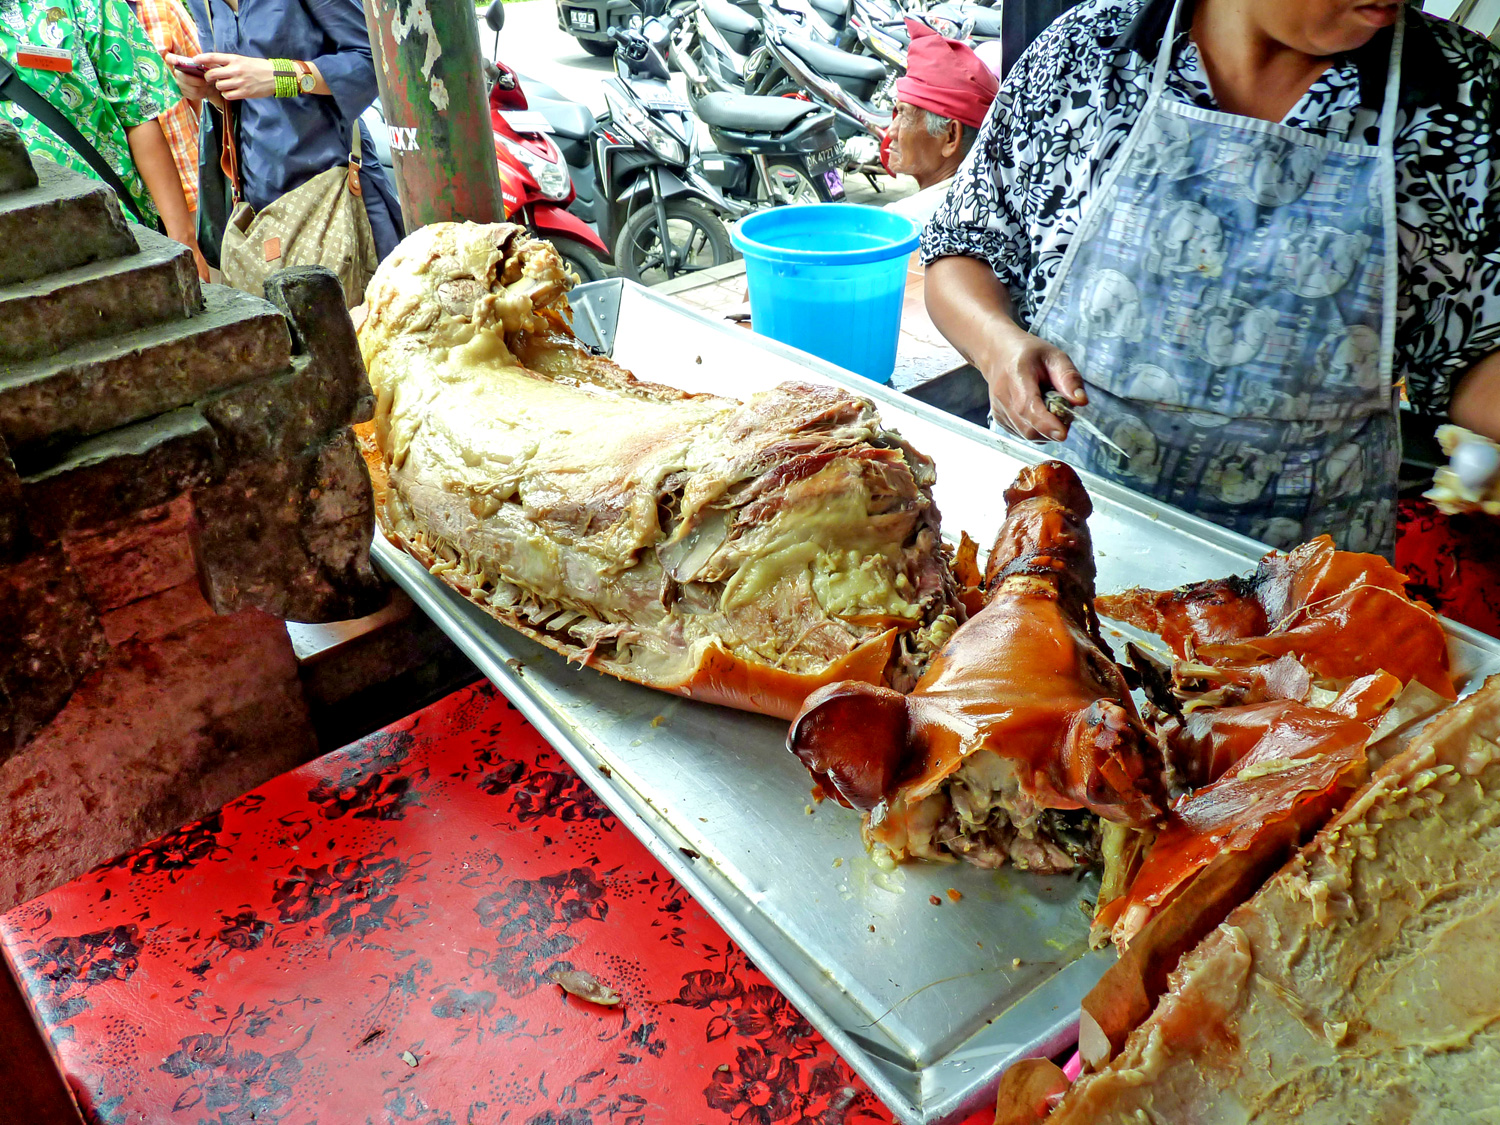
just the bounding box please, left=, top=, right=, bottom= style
left=1044, top=390, right=1130, bottom=460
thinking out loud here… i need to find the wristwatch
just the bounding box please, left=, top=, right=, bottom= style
left=293, top=60, right=317, bottom=94
left=270, top=58, right=297, bottom=98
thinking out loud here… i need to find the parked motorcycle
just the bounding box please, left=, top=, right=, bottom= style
left=505, top=66, right=603, bottom=227
left=847, top=0, right=1001, bottom=76
left=594, top=22, right=746, bottom=284
left=755, top=11, right=889, bottom=171
left=482, top=1, right=613, bottom=279
left=364, top=4, right=613, bottom=282
left=686, top=0, right=856, bottom=94
left=671, top=27, right=845, bottom=206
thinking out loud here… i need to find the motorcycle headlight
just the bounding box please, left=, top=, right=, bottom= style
left=499, top=136, right=572, bottom=201
left=926, top=15, right=960, bottom=38
left=603, top=85, right=687, bottom=165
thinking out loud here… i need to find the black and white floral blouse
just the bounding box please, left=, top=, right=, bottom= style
left=921, top=0, right=1500, bottom=415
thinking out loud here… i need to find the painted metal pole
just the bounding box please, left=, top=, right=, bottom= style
left=362, top=0, right=505, bottom=228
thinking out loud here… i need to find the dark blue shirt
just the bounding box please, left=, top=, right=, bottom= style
left=187, top=0, right=402, bottom=256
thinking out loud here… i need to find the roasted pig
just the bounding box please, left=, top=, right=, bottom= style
left=354, top=222, right=960, bottom=719
left=788, top=461, right=1162, bottom=873
left=1095, top=696, right=1374, bottom=947
left=1046, top=675, right=1500, bottom=1124
left=1098, top=536, right=1455, bottom=700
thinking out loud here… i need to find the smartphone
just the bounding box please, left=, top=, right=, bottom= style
left=174, top=60, right=207, bottom=77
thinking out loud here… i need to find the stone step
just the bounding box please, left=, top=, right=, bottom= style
left=21, top=407, right=220, bottom=537
left=0, top=120, right=38, bottom=196
left=0, top=159, right=137, bottom=287
left=0, top=284, right=292, bottom=465
left=0, top=226, right=201, bottom=362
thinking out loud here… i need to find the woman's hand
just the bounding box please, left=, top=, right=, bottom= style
left=196, top=53, right=277, bottom=100
left=977, top=323, right=1087, bottom=443
left=923, top=255, right=1088, bottom=443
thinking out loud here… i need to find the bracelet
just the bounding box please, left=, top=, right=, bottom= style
left=270, top=58, right=298, bottom=98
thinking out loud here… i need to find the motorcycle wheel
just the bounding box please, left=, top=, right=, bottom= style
left=550, top=235, right=615, bottom=282
left=578, top=36, right=614, bottom=57
left=615, top=200, right=735, bottom=287
left=756, top=161, right=835, bottom=205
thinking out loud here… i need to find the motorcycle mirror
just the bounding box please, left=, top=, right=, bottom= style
left=484, top=0, right=505, bottom=33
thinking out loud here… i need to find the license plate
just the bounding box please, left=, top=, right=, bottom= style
left=568, top=8, right=597, bottom=30
left=808, top=145, right=838, bottom=174
left=823, top=169, right=845, bottom=200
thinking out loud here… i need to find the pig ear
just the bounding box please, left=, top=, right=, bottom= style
left=787, top=682, right=909, bottom=813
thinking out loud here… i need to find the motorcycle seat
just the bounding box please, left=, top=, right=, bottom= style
left=532, top=99, right=597, bottom=140
left=702, top=0, right=761, bottom=42
left=783, top=33, right=886, bottom=84
left=808, top=0, right=849, bottom=29
left=965, top=5, right=1002, bottom=37
left=695, top=90, right=819, bottom=132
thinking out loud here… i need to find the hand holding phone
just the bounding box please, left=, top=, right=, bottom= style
left=165, top=52, right=213, bottom=102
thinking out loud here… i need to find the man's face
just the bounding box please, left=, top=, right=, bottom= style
left=885, top=101, right=949, bottom=180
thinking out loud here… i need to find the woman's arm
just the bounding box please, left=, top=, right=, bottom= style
left=1452, top=350, right=1500, bottom=442
left=924, top=255, right=1085, bottom=442
left=126, top=119, right=209, bottom=278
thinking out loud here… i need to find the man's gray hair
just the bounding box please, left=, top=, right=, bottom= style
left=923, top=109, right=980, bottom=158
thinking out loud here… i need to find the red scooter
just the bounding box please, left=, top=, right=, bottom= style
left=485, top=4, right=613, bottom=281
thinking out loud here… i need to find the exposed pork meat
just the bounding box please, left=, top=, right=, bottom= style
left=788, top=461, right=1162, bottom=873
left=1048, top=675, right=1500, bottom=1124
left=354, top=222, right=960, bottom=719
left=1097, top=536, right=1455, bottom=700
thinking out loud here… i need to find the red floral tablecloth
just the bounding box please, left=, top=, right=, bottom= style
left=1, top=682, right=995, bottom=1125
left=1396, top=498, right=1500, bottom=639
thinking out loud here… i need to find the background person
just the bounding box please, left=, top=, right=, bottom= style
left=134, top=0, right=203, bottom=221
left=175, top=0, right=402, bottom=261
left=0, top=0, right=208, bottom=275
left=923, top=0, right=1500, bottom=556
left=882, top=20, right=997, bottom=227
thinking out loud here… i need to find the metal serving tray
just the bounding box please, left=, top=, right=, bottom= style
left=373, top=279, right=1500, bottom=1124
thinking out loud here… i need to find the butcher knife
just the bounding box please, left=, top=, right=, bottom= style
left=1045, top=390, right=1130, bottom=460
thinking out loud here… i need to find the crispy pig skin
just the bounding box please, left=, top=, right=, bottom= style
left=356, top=222, right=960, bottom=719
left=789, top=462, right=1161, bottom=867
left=1050, top=675, right=1500, bottom=1124
left=1097, top=536, right=1455, bottom=699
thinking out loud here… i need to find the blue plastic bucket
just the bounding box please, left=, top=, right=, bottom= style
left=731, top=204, right=919, bottom=384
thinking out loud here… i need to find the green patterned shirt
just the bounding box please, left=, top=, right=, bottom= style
left=0, top=0, right=183, bottom=223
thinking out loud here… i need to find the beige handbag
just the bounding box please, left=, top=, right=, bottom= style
left=218, top=104, right=379, bottom=309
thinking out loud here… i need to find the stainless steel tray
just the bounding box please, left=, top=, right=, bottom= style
left=373, top=279, right=1500, bottom=1124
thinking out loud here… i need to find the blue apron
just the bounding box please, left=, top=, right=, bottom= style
left=1022, top=0, right=1405, bottom=554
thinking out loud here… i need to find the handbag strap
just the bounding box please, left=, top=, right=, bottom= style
left=0, top=55, right=158, bottom=227
left=200, top=0, right=243, bottom=204
left=219, top=99, right=241, bottom=201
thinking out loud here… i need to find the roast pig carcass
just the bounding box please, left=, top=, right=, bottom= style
left=788, top=462, right=1163, bottom=873
left=353, top=222, right=961, bottom=719
left=1047, top=674, right=1500, bottom=1124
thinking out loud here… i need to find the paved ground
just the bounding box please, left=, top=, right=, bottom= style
left=492, top=0, right=916, bottom=206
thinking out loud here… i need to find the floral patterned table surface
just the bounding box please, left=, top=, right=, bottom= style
left=1, top=681, right=996, bottom=1125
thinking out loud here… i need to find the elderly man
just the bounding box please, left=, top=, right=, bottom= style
left=883, top=20, right=998, bottom=226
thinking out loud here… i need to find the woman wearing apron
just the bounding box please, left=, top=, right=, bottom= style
left=922, top=0, right=1500, bottom=557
